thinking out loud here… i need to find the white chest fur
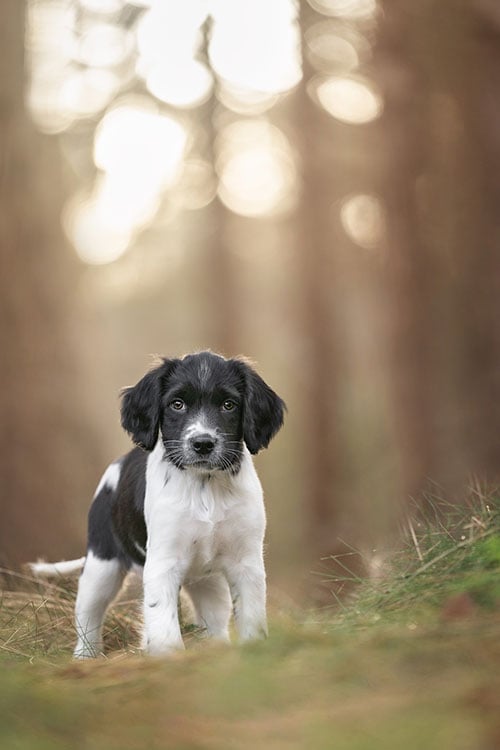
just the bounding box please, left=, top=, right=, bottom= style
left=144, top=440, right=266, bottom=583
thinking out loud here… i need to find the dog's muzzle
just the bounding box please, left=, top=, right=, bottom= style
left=189, top=433, right=216, bottom=457
left=182, top=430, right=222, bottom=468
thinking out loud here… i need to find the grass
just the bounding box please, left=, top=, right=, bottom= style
left=1, top=483, right=499, bottom=749
left=321, top=480, right=500, bottom=626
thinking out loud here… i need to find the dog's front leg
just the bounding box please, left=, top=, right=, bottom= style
left=143, top=556, right=184, bottom=656
left=226, top=557, right=268, bottom=642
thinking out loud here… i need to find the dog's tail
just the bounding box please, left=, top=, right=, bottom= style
left=28, top=557, right=86, bottom=578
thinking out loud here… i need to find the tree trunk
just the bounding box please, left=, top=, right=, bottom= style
left=0, top=1, right=106, bottom=567
left=376, top=0, right=500, bottom=504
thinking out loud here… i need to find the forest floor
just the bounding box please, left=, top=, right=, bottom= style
left=1, top=486, right=499, bottom=750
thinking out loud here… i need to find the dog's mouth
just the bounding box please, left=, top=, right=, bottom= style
left=185, top=455, right=232, bottom=472
left=187, top=458, right=214, bottom=469
left=163, top=446, right=242, bottom=473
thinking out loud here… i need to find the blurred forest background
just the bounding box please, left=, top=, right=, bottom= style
left=1, top=0, right=498, bottom=601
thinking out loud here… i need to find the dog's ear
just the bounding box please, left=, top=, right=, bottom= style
left=120, top=359, right=179, bottom=451
left=236, top=360, right=286, bottom=455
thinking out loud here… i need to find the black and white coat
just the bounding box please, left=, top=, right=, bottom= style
left=31, top=352, right=285, bottom=658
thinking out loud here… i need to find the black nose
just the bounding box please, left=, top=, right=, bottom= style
left=191, top=435, right=216, bottom=456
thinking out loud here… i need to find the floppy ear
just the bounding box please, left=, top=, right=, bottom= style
left=120, top=359, right=179, bottom=451
left=236, top=361, right=286, bottom=455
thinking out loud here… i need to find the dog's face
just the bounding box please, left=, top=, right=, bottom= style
left=159, top=353, right=247, bottom=472
left=120, top=352, right=285, bottom=472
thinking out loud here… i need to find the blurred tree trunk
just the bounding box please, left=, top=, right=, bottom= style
left=0, top=1, right=105, bottom=567
left=449, top=1, right=500, bottom=481
left=295, top=2, right=343, bottom=561
left=374, top=9, right=437, bottom=505
left=376, top=0, right=500, bottom=503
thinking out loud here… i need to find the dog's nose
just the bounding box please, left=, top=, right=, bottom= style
left=191, top=435, right=216, bottom=456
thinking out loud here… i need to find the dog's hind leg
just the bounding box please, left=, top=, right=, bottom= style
left=73, top=551, right=126, bottom=658
left=184, top=574, right=232, bottom=642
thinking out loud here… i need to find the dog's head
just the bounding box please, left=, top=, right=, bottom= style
left=120, top=352, right=285, bottom=472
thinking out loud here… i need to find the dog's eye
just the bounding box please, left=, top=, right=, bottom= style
left=170, top=399, right=186, bottom=411
left=222, top=399, right=236, bottom=412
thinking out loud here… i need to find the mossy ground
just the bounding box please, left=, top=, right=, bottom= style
left=1, top=486, right=499, bottom=749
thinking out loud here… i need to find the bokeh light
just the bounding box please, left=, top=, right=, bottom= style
left=27, top=77, right=76, bottom=134
left=59, top=68, right=120, bottom=118
left=63, top=192, right=132, bottom=266
left=137, top=4, right=206, bottom=71
left=146, top=60, right=213, bottom=109
left=340, top=193, right=385, bottom=248
left=78, top=0, right=124, bottom=13
left=311, top=75, right=383, bottom=123
left=62, top=99, right=188, bottom=265
left=307, top=0, right=378, bottom=20
left=135, top=3, right=214, bottom=109
left=209, top=0, right=302, bottom=110
left=216, top=83, right=280, bottom=117
left=216, top=120, right=299, bottom=218
left=305, top=20, right=372, bottom=74
left=306, top=23, right=360, bottom=73
left=93, top=102, right=188, bottom=188
left=76, top=23, right=133, bottom=68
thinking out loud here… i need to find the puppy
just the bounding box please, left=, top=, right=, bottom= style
left=30, top=352, right=285, bottom=658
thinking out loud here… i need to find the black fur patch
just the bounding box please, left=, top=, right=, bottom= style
left=233, top=359, right=286, bottom=455
left=87, top=448, right=148, bottom=566
left=87, top=483, right=124, bottom=562
left=111, top=448, right=148, bottom=565
left=120, top=359, right=180, bottom=451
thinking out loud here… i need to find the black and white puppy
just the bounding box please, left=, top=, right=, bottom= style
left=31, top=352, right=285, bottom=658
